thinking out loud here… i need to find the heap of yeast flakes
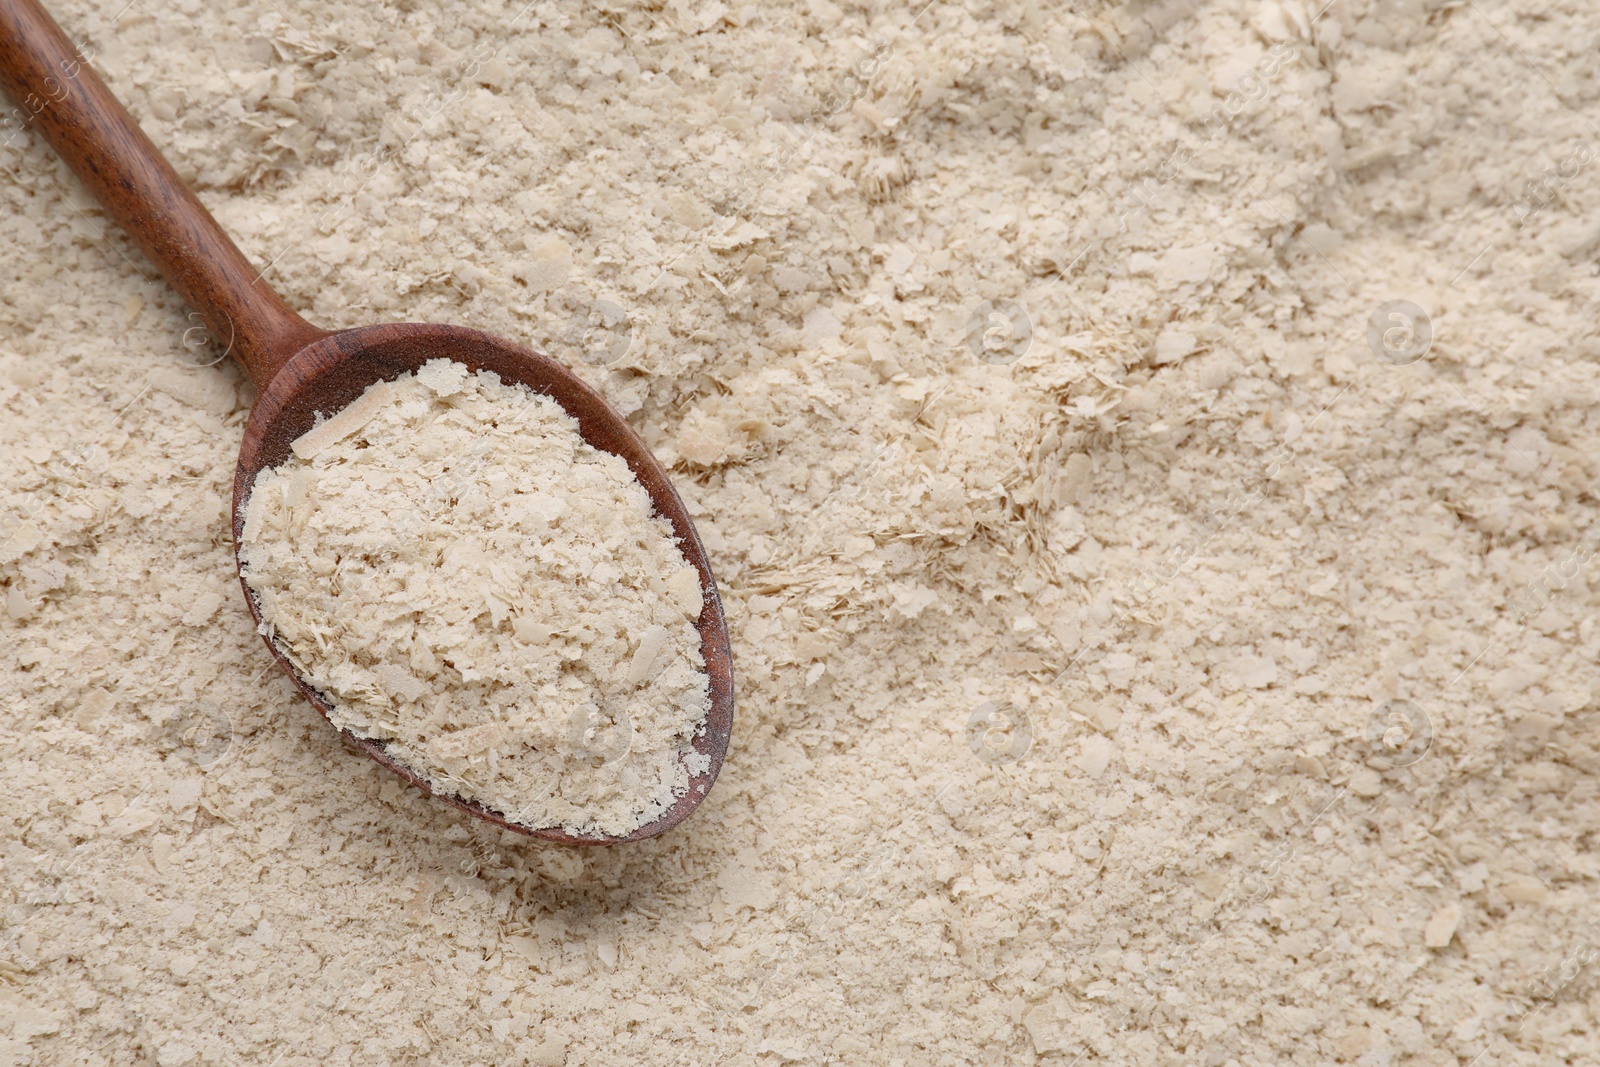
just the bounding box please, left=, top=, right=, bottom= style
left=238, top=358, right=710, bottom=836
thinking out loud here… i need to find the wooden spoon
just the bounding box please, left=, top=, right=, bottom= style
left=0, top=0, right=733, bottom=845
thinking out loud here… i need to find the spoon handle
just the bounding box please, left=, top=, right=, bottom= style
left=0, top=0, right=326, bottom=386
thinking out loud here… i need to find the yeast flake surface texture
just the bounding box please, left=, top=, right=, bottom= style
left=239, top=360, right=710, bottom=836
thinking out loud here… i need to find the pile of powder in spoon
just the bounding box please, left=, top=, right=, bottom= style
left=237, top=358, right=711, bottom=837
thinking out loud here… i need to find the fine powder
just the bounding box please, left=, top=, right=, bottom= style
left=237, top=359, right=711, bottom=836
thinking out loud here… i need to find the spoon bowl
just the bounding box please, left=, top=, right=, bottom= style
left=236, top=323, right=734, bottom=844
left=1, top=0, right=733, bottom=844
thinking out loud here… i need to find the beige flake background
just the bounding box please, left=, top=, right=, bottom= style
left=3, top=0, right=1599, bottom=1064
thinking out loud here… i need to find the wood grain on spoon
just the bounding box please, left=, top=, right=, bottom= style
left=0, top=0, right=733, bottom=844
